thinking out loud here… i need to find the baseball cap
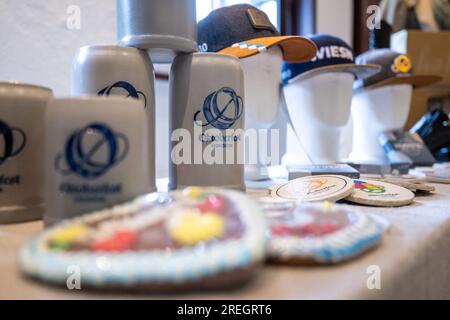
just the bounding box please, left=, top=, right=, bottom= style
left=197, top=4, right=317, bottom=62
left=354, top=49, right=442, bottom=91
left=433, top=0, right=450, bottom=30
left=281, top=34, right=381, bottom=85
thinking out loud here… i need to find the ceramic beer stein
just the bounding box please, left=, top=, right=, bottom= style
left=44, top=96, right=154, bottom=226
left=71, top=45, right=156, bottom=193
left=116, top=0, right=198, bottom=63
left=0, top=82, right=53, bottom=223
left=169, top=53, right=245, bottom=190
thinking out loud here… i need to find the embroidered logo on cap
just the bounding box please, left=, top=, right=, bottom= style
left=312, top=46, right=354, bottom=62
left=198, top=43, right=208, bottom=52
left=391, top=55, right=412, bottom=74
left=231, top=42, right=267, bottom=52
left=246, top=8, right=277, bottom=32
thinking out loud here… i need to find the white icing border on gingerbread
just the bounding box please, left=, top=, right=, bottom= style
left=19, top=189, right=267, bottom=287
left=268, top=204, right=383, bottom=263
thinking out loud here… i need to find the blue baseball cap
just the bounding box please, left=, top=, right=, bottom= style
left=281, top=34, right=380, bottom=85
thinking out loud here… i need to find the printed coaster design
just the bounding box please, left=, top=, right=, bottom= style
left=262, top=202, right=383, bottom=264
left=19, top=188, right=267, bottom=292
left=345, top=179, right=415, bottom=207
left=269, top=175, right=355, bottom=203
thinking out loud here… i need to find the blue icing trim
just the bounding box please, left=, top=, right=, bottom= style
left=181, top=259, right=196, bottom=281
left=311, top=230, right=382, bottom=262
left=103, top=271, right=117, bottom=285
left=237, top=248, right=252, bottom=266
left=216, top=258, right=229, bottom=273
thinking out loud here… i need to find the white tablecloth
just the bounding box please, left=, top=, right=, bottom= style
left=1, top=183, right=450, bottom=299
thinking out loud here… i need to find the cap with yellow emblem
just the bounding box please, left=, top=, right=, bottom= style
left=354, top=49, right=442, bottom=91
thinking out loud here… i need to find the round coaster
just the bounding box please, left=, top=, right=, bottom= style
left=269, top=175, right=355, bottom=203
left=410, top=168, right=450, bottom=184
left=265, top=202, right=383, bottom=264
left=371, top=177, right=435, bottom=193
left=346, top=179, right=415, bottom=207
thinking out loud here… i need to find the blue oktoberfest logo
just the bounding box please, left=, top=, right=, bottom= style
left=98, top=81, right=147, bottom=109
left=194, top=87, right=243, bottom=130
left=55, top=123, right=129, bottom=179
left=0, top=120, right=26, bottom=166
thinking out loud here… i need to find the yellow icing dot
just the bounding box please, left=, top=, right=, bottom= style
left=183, top=187, right=204, bottom=198
left=169, top=212, right=224, bottom=246
left=50, top=224, right=89, bottom=245
left=322, top=201, right=333, bottom=210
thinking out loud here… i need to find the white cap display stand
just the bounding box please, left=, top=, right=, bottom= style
left=349, top=84, right=413, bottom=164
left=242, top=46, right=283, bottom=181
left=282, top=72, right=355, bottom=165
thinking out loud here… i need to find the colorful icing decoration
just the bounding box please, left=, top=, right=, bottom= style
left=19, top=188, right=267, bottom=291
left=196, top=194, right=225, bottom=213
left=322, top=201, right=333, bottom=210
left=264, top=202, right=383, bottom=264
left=48, top=224, right=89, bottom=250
left=169, top=211, right=224, bottom=245
left=183, top=186, right=205, bottom=198
left=271, top=222, right=340, bottom=237
left=91, top=230, right=137, bottom=252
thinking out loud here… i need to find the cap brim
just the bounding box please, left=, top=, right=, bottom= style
left=362, top=75, right=442, bottom=91
left=218, top=36, right=317, bottom=62
left=287, top=63, right=381, bottom=84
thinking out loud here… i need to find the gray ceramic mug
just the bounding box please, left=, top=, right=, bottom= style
left=0, top=82, right=53, bottom=223
left=71, top=45, right=156, bottom=194
left=169, top=53, right=245, bottom=191
left=44, top=96, right=154, bottom=226
left=116, top=0, right=198, bottom=63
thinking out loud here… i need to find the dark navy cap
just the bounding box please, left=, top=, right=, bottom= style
left=282, top=34, right=380, bottom=85
left=197, top=4, right=317, bottom=62
left=354, top=49, right=442, bottom=91
left=198, top=4, right=278, bottom=53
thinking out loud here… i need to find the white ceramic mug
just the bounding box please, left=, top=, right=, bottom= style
left=0, top=82, right=53, bottom=223
left=44, top=96, right=154, bottom=226
left=169, top=53, right=245, bottom=190
left=71, top=45, right=155, bottom=192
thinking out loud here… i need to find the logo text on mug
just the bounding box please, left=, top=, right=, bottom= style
left=55, top=123, right=129, bottom=179
left=0, top=120, right=26, bottom=166
left=98, top=81, right=147, bottom=109
left=0, top=120, right=26, bottom=191
left=194, top=87, right=243, bottom=130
